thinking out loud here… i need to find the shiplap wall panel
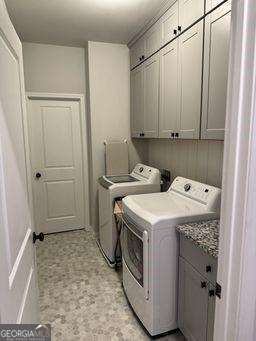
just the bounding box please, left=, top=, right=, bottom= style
left=148, top=139, right=224, bottom=187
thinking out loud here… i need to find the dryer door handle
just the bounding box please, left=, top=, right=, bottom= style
left=143, top=230, right=149, bottom=300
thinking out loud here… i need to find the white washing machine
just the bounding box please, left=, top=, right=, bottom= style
left=98, top=164, right=160, bottom=265
left=122, top=176, right=221, bottom=336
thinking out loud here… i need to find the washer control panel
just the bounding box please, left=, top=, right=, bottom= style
left=170, top=177, right=221, bottom=210
left=132, top=163, right=160, bottom=183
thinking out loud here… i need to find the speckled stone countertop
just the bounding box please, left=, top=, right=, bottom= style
left=176, top=220, right=220, bottom=258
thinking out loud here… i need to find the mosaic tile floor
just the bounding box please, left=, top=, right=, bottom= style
left=36, top=228, right=186, bottom=341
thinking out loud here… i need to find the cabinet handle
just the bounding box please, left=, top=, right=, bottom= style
left=173, top=29, right=177, bottom=35
left=171, top=132, right=175, bottom=138
left=209, top=290, right=215, bottom=297
left=175, top=132, right=179, bottom=138
left=206, top=265, right=212, bottom=273
left=140, top=132, right=145, bottom=137
left=201, top=281, right=207, bottom=289
left=178, top=26, right=182, bottom=32
left=142, top=55, right=145, bottom=60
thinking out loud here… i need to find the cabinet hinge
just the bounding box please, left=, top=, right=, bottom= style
left=216, top=282, right=222, bottom=299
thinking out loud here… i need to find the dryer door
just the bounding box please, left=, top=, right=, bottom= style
left=122, top=216, right=149, bottom=299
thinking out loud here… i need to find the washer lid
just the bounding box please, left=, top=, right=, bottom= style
left=123, top=191, right=218, bottom=228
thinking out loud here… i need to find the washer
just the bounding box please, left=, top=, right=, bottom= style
left=98, top=163, right=160, bottom=265
left=122, top=176, right=221, bottom=336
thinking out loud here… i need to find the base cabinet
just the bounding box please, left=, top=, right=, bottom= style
left=178, top=236, right=217, bottom=341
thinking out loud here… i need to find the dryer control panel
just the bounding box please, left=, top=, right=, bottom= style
left=169, top=177, right=221, bottom=211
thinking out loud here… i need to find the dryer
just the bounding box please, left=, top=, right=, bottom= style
left=98, top=164, right=160, bottom=265
left=122, top=176, right=221, bottom=336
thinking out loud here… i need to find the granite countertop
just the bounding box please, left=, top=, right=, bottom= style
left=176, top=220, right=220, bottom=258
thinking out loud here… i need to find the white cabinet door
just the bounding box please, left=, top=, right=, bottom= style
left=130, top=37, right=146, bottom=69
left=207, top=283, right=216, bottom=341
left=201, top=2, right=231, bottom=140
left=145, top=21, right=161, bottom=57
left=206, top=0, right=231, bottom=12
left=159, top=40, right=179, bottom=138
left=144, top=54, right=160, bottom=138
left=131, top=65, right=144, bottom=137
left=178, top=21, right=203, bottom=139
left=0, top=0, right=39, bottom=323
left=161, top=1, right=179, bottom=45
left=179, top=0, right=205, bottom=32
left=178, top=257, right=208, bottom=341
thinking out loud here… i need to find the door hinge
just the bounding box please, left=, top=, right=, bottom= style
left=216, top=282, right=222, bottom=299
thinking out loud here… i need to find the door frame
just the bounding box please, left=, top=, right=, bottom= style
left=214, top=0, right=256, bottom=340
left=25, top=92, right=90, bottom=232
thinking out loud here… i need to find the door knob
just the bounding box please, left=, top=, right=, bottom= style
left=33, top=232, right=44, bottom=244
left=35, top=172, right=42, bottom=179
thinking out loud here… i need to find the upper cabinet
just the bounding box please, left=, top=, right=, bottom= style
left=144, top=22, right=162, bottom=58
left=179, top=21, right=203, bottom=139
left=159, top=40, right=179, bottom=138
left=143, top=54, right=159, bottom=138
left=131, top=0, right=205, bottom=70
left=129, top=0, right=231, bottom=140
left=159, top=21, right=203, bottom=139
left=179, top=0, right=204, bottom=32
left=130, top=37, right=146, bottom=69
left=161, top=1, right=179, bottom=44
left=131, top=54, right=159, bottom=138
left=131, top=65, right=144, bottom=137
left=206, top=0, right=229, bottom=12
left=201, top=1, right=231, bottom=140
left=130, top=21, right=161, bottom=70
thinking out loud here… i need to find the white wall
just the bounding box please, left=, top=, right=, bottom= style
left=22, top=42, right=90, bottom=228
left=86, top=41, right=148, bottom=233
left=22, top=42, right=86, bottom=93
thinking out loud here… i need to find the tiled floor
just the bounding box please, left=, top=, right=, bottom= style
left=36, top=228, right=186, bottom=341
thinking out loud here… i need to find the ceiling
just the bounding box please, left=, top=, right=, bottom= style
left=5, top=0, right=167, bottom=46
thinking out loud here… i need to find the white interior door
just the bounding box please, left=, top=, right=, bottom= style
left=0, top=0, right=39, bottom=323
left=27, top=98, right=85, bottom=234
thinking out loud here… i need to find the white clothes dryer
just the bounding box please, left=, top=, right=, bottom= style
left=122, top=177, right=221, bottom=336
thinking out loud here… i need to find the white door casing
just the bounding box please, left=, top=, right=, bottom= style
left=0, top=0, right=39, bottom=323
left=27, top=96, right=86, bottom=234
left=214, top=0, right=256, bottom=340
